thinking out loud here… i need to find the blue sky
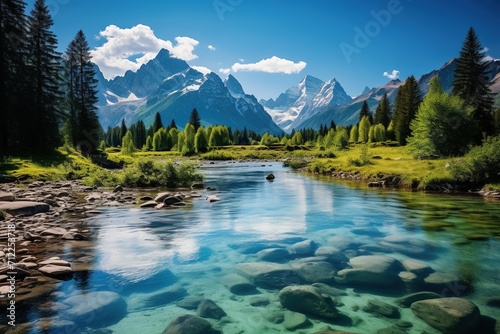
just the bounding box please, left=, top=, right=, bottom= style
left=28, top=0, right=500, bottom=99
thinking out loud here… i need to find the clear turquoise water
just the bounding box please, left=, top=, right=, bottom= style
left=26, top=162, right=500, bottom=333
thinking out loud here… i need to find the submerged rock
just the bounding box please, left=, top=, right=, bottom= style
left=278, top=285, right=338, bottom=319
left=176, top=297, right=204, bottom=310
left=144, top=287, right=187, bottom=309
left=257, top=248, right=290, bottom=262
left=363, top=299, right=400, bottom=319
left=221, top=274, right=257, bottom=294
left=236, top=262, right=302, bottom=289
left=63, top=291, right=127, bottom=327
left=288, top=239, right=318, bottom=256
left=292, top=261, right=337, bottom=284
left=395, top=291, right=442, bottom=308
left=335, top=255, right=403, bottom=287
left=283, top=310, right=311, bottom=330
left=197, top=299, right=227, bottom=320
left=163, top=314, right=221, bottom=334
left=423, top=272, right=470, bottom=295
left=411, top=297, right=481, bottom=334
left=378, top=235, right=435, bottom=259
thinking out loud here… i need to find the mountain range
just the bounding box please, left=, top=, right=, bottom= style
left=95, top=49, right=282, bottom=135
left=95, top=50, right=500, bottom=134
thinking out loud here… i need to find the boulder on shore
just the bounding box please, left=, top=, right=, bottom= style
left=411, top=297, right=481, bottom=334
left=0, top=201, right=50, bottom=216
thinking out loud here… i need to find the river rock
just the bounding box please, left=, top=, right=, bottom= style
left=411, top=297, right=481, bottom=334
left=363, top=299, right=400, bottom=319
left=257, top=248, right=290, bottom=262
left=163, top=314, right=221, bottom=334
left=38, top=259, right=71, bottom=267
left=249, top=296, right=269, bottom=307
left=401, top=259, right=434, bottom=277
left=278, top=285, right=338, bottom=319
left=292, top=261, right=337, bottom=284
left=266, top=173, right=275, bottom=180
left=191, top=182, right=204, bottom=189
left=38, top=265, right=74, bottom=279
left=236, top=262, right=302, bottom=289
left=378, top=235, right=434, bottom=259
left=64, top=291, right=127, bottom=327
left=143, top=287, right=187, bottom=309
left=176, top=297, right=204, bottom=310
left=0, top=201, right=50, bottom=216
left=113, top=185, right=123, bottom=193
left=206, top=195, right=220, bottom=203
left=0, top=191, right=15, bottom=201
left=140, top=200, right=158, bottom=208
left=283, top=310, right=311, bottom=330
left=154, top=192, right=173, bottom=203
left=351, top=226, right=385, bottom=237
left=197, top=299, right=226, bottom=320
left=335, top=255, right=403, bottom=287
left=62, top=232, right=85, bottom=240
left=423, top=272, right=469, bottom=294
left=312, top=283, right=347, bottom=297
left=40, top=227, right=68, bottom=237
left=221, top=274, right=256, bottom=294
left=314, top=246, right=348, bottom=265
left=288, top=239, right=318, bottom=256
left=395, top=291, right=442, bottom=307
left=164, top=196, right=183, bottom=206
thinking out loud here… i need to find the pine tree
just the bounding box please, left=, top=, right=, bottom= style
left=189, top=108, right=201, bottom=131
left=25, top=0, right=62, bottom=152
left=121, top=130, right=135, bottom=155
left=152, top=112, right=163, bottom=133
left=63, top=30, right=101, bottom=154
left=359, top=100, right=370, bottom=123
left=392, top=76, right=421, bottom=145
left=374, top=93, right=391, bottom=128
left=0, top=0, right=28, bottom=153
left=169, top=118, right=177, bottom=130
left=120, top=119, right=127, bottom=139
left=452, top=27, right=495, bottom=140
left=330, top=120, right=336, bottom=130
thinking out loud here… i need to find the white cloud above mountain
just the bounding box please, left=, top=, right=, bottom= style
left=91, top=24, right=199, bottom=80
left=208, top=45, right=216, bottom=51
left=220, top=56, right=307, bottom=74
left=383, top=69, right=400, bottom=80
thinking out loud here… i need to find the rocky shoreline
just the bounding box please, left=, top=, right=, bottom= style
left=0, top=179, right=207, bottom=333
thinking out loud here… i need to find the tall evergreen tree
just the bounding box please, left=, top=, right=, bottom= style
left=25, top=0, right=62, bottom=152
left=359, top=100, right=370, bottom=123
left=63, top=30, right=100, bottom=154
left=152, top=112, right=163, bottom=133
left=120, top=118, right=127, bottom=139
left=374, top=93, right=391, bottom=128
left=169, top=118, right=177, bottom=129
left=452, top=27, right=495, bottom=140
left=0, top=0, right=28, bottom=153
left=392, top=76, right=421, bottom=145
left=189, top=108, right=201, bottom=131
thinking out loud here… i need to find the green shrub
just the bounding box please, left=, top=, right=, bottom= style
left=120, top=159, right=203, bottom=187
left=449, top=136, right=500, bottom=184
left=283, top=159, right=309, bottom=169
left=201, top=150, right=236, bottom=160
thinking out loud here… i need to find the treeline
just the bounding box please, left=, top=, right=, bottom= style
left=0, top=0, right=101, bottom=155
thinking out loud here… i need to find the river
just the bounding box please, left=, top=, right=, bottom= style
left=25, top=162, right=500, bottom=333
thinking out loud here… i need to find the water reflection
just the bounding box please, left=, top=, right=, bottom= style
left=26, top=162, right=500, bottom=333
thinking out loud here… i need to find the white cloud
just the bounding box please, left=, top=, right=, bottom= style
left=208, top=45, right=216, bottom=51
left=91, top=24, right=199, bottom=80
left=219, top=68, right=231, bottom=75
left=192, top=66, right=212, bottom=75
left=383, top=69, right=400, bottom=80
left=223, top=56, right=306, bottom=74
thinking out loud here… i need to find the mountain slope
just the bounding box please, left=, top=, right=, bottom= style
left=261, top=75, right=352, bottom=131
left=96, top=50, right=282, bottom=134
left=296, top=58, right=500, bottom=130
